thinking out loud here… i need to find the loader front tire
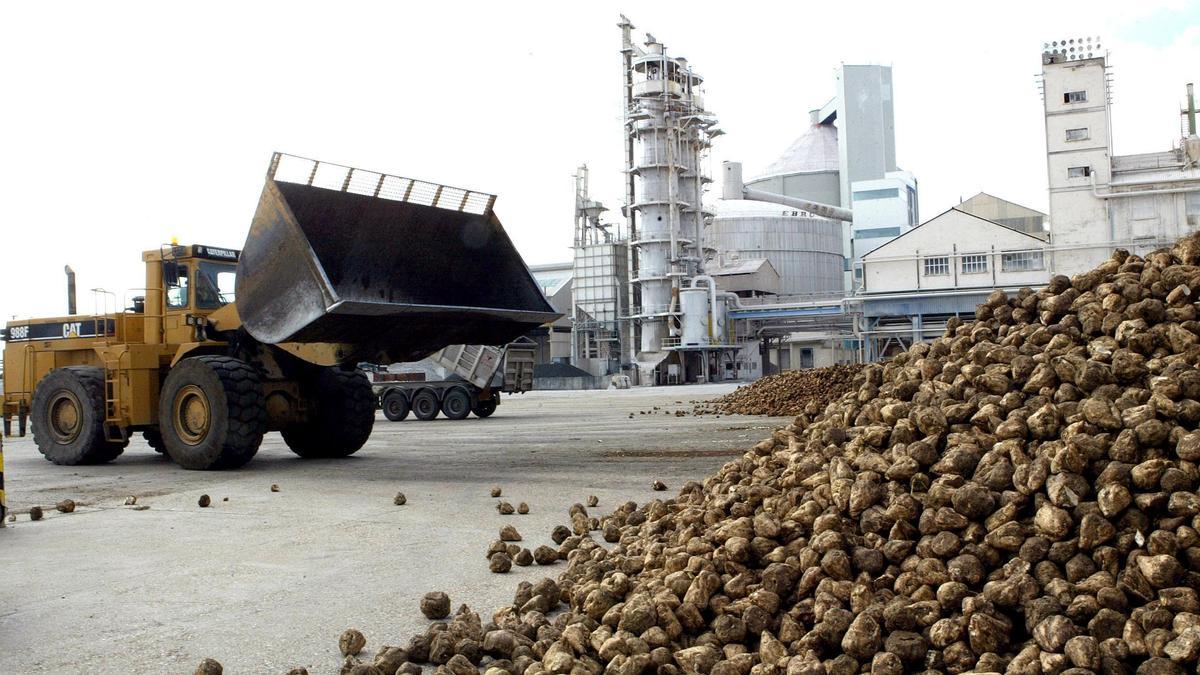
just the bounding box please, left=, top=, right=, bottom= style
left=31, top=367, right=124, bottom=465
left=158, top=356, right=267, bottom=470
left=282, top=367, right=374, bottom=458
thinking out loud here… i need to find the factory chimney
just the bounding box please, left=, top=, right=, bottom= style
left=1185, top=84, right=1200, bottom=168
left=1188, top=83, right=1196, bottom=136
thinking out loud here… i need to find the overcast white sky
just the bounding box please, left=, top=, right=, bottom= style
left=2, top=1, right=1199, bottom=324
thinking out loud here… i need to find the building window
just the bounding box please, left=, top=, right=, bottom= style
left=1064, top=90, right=1087, bottom=103
left=1067, top=166, right=1092, bottom=179
left=852, top=188, right=900, bottom=201
left=961, top=254, right=988, bottom=274
left=923, top=257, right=950, bottom=276
left=1001, top=251, right=1045, bottom=272
left=1065, top=127, right=1089, bottom=141
left=855, top=226, right=902, bottom=239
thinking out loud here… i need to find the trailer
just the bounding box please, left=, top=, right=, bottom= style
left=369, top=341, right=535, bottom=421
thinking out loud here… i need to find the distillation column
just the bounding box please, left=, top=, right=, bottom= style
left=621, top=23, right=718, bottom=363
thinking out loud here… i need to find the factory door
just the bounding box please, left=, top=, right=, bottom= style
left=800, top=348, right=814, bottom=369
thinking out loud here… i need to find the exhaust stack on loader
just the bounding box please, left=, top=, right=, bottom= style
left=2, top=153, right=559, bottom=470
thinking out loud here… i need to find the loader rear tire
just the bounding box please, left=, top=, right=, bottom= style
left=282, top=367, right=374, bottom=458
left=158, top=356, right=267, bottom=470
left=31, top=367, right=125, bottom=465
left=411, top=389, right=440, bottom=421
left=382, top=390, right=410, bottom=422
left=441, top=388, right=472, bottom=420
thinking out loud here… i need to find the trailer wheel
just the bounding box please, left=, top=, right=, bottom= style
left=158, top=356, right=267, bottom=470
left=472, top=397, right=498, bottom=418
left=282, top=367, right=375, bottom=458
left=411, top=389, right=440, bottom=421
left=31, top=366, right=125, bottom=465
left=441, top=388, right=472, bottom=420
left=382, top=390, right=410, bottom=422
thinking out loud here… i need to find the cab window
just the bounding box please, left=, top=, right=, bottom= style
left=196, top=262, right=236, bottom=309
left=166, top=264, right=189, bottom=309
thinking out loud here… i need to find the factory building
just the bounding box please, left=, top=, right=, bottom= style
left=859, top=209, right=1050, bottom=294
left=527, top=262, right=573, bottom=366
left=740, top=65, right=917, bottom=292
left=957, top=192, right=1048, bottom=239
left=851, top=208, right=1050, bottom=359
left=1042, top=39, right=1200, bottom=275
left=570, top=166, right=631, bottom=378
left=547, top=25, right=1200, bottom=386
left=708, top=258, right=780, bottom=298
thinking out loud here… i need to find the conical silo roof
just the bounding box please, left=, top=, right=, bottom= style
left=753, top=123, right=839, bottom=180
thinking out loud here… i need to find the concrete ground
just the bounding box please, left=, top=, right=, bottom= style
left=0, top=383, right=788, bottom=675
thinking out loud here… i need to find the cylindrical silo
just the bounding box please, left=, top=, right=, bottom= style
left=745, top=122, right=842, bottom=208
left=679, top=288, right=709, bottom=346
left=708, top=199, right=843, bottom=296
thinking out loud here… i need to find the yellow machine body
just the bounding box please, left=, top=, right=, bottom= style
left=1, top=153, right=559, bottom=468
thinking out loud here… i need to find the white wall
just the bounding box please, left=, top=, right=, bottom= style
left=1043, top=55, right=1116, bottom=275
left=850, top=172, right=918, bottom=264
left=861, top=209, right=1049, bottom=293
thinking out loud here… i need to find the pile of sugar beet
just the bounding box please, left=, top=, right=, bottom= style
left=340, top=238, right=1200, bottom=675
left=693, top=364, right=865, bottom=417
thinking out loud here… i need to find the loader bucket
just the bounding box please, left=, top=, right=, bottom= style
left=235, top=154, right=560, bottom=365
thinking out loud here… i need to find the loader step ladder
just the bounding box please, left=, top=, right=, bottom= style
left=102, top=357, right=127, bottom=443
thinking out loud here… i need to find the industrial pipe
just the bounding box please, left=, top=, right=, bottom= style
left=64, top=265, right=76, bottom=315
left=1090, top=173, right=1200, bottom=199
left=719, top=291, right=745, bottom=309
left=722, top=161, right=854, bottom=222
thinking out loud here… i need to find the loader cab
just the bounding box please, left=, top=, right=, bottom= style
left=141, top=245, right=239, bottom=345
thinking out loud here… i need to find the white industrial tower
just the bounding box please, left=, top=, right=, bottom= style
left=619, top=16, right=721, bottom=380
left=1041, top=37, right=1114, bottom=275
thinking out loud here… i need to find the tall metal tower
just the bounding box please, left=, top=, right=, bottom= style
left=573, top=165, right=610, bottom=246
left=619, top=16, right=720, bottom=377
left=571, top=165, right=628, bottom=375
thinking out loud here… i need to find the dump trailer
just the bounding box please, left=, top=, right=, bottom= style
left=371, top=341, right=535, bottom=421
left=0, top=153, right=559, bottom=470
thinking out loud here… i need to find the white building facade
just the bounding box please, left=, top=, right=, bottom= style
left=850, top=170, right=919, bottom=267
left=1042, top=41, right=1200, bottom=275
left=860, top=209, right=1050, bottom=294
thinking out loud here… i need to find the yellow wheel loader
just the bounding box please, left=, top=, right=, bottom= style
left=1, top=153, right=558, bottom=470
